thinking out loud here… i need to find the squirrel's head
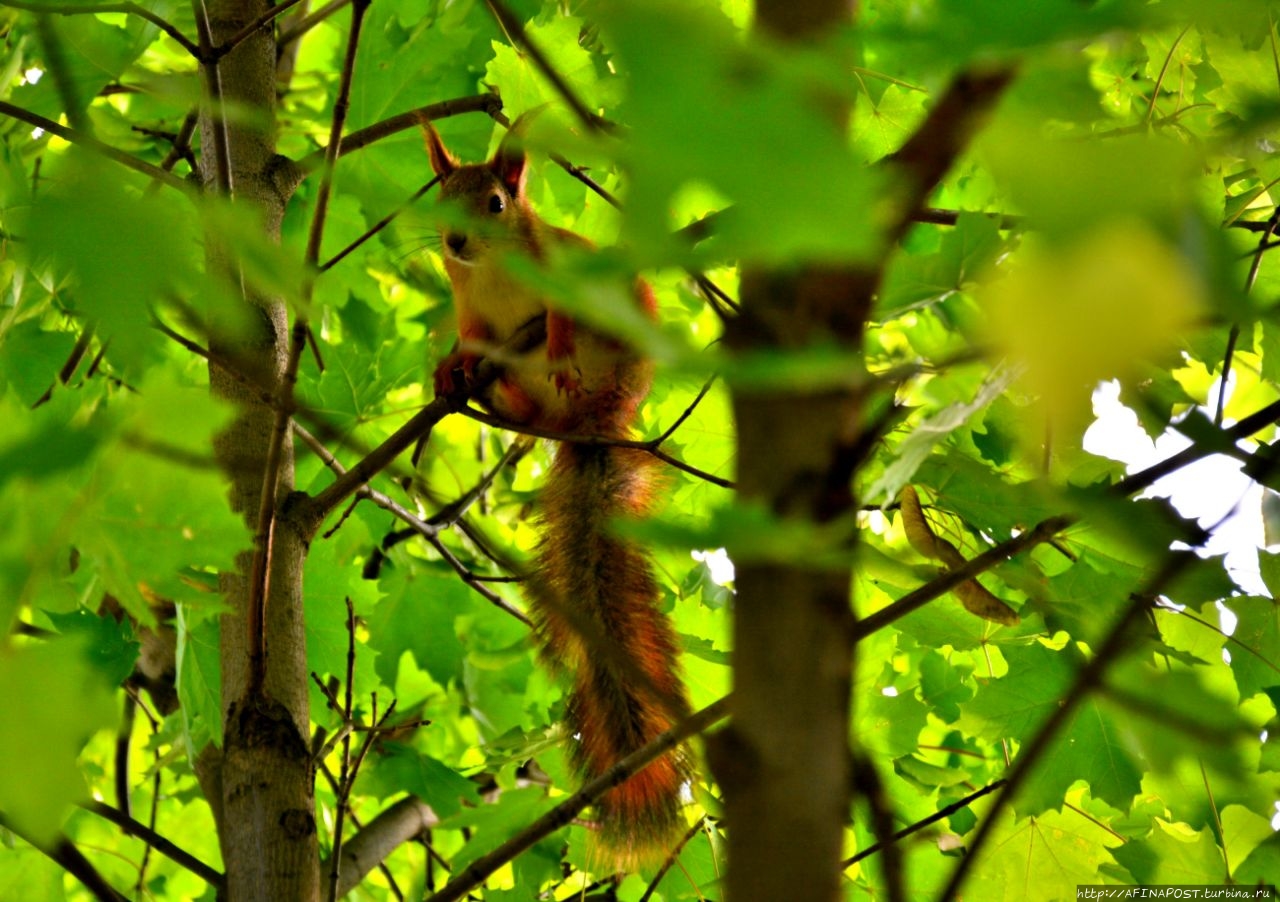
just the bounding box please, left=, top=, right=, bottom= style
left=424, top=124, right=530, bottom=267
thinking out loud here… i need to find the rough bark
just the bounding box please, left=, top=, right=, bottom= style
left=711, top=2, right=863, bottom=901
left=197, top=0, right=318, bottom=898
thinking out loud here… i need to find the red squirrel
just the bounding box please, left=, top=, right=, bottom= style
left=424, top=122, right=691, bottom=868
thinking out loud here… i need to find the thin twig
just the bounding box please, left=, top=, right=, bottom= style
left=300, top=317, right=549, bottom=526
left=851, top=751, right=905, bottom=902
left=33, top=324, right=94, bottom=408
left=427, top=437, right=530, bottom=528
left=638, top=817, right=707, bottom=902
left=1215, top=325, right=1241, bottom=427
left=459, top=405, right=734, bottom=489
left=853, top=515, right=1075, bottom=640
left=298, top=94, right=503, bottom=174
left=277, top=0, right=352, bottom=48
left=305, top=0, right=369, bottom=268
left=654, top=374, right=719, bottom=445
left=482, top=0, right=612, bottom=133
left=135, top=747, right=163, bottom=897
left=934, top=554, right=1197, bottom=901
left=1221, top=206, right=1280, bottom=424
left=114, top=696, right=135, bottom=819
left=1116, top=394, right=1280, bottom=496
left=212, top=0, right=308, bottom=58
left=83, top=802, right=224, bottom=886
left=841, top=780, right=1006, bottom=868
left=1144, top=26, right=1191, bottom=124
left=0, top=101, right=186, bottom=190
left=156, top=109, right=199, bottom=176
left=1, top=0, right=201, bottom=57
left=327, top=795, right=438, bottom=899
left=321, top=178, right=438, bottom=273
left=424, top=696, right=731, bottom=902
left=326, top=598, right=360, bottom=902
left=292, top=423, right=532, bottom=624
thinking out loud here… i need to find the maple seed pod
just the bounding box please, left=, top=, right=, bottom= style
left=898, top=486, right=1020, bottom=626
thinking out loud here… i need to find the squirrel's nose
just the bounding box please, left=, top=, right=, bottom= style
left=446, top=233, right=467, bottom=255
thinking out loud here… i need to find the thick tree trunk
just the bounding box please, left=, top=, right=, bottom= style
left=197, top=1, right=319, bottom=899
left=714, top=2, right=862, bottom=901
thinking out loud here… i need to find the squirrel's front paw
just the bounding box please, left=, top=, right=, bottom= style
left=433, top=352, right=481, bottom=399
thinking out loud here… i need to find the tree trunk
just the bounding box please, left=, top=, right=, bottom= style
left=714, top=2, right=862, bottom=901
left=197, top=1, right=319, bottom=898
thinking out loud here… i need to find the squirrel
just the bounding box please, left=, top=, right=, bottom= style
left=423, top=121, right=691, bottom=868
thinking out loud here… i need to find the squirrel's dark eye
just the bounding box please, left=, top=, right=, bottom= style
left=488, top=194, right=505, bottom=214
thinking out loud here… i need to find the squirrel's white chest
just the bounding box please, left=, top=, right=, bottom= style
left=450, top=258, right=547, bottom=340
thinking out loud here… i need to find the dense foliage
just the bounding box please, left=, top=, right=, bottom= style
left=1, top=0, right=1279, bottom=898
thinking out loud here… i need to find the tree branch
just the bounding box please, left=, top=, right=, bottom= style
left=296, top=94, right=503, bottom=175
left=854, top=515, right=1074, bottom=640
left=883, top=67, right=1017, bottom=246
left=84, top=801, right=224, bottom=887
left=424, top=696, right=731, bottom=902
left=292, top=423, right=532, bottom=625
left=277, top=0, right=351, bottom=48
left=935, top=556, right=1197, bottom=901
left=482, top=0, right=612, bottom=133
left=841, top=779, right=1007, bottom=868
left=0, top=100, right=187, bottom=190
left=0, top=813, right=129, bottom=902
left=190, top=0, right=231, bottom=195
left=211, top=0, right=308, bottom=58
left=459, top=405, right=733, bottom=489
left=329, top=796, right=440, bottom=898
left=247, top=0, right=370, bottom=693
left=1115, top=395, right=1280, bottom=496
left=298, top=316, right=548, bottom=528
left=0, top=0, right=201, bottom=57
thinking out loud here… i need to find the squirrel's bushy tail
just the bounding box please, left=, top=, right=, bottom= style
left=531, top=442, right=690, bottom=868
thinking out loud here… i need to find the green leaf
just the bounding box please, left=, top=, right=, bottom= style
left=600, top=1, right=881, bottom=267
left=360, top=742, right=479, bottom=819
left=1222, top=595, right=1280, bottom=701
left=0, top=320, right=75, bottom=407
left=1234, top=830, right=1280, bottom=885
left=1110, top=820, right=1228, bottom=884
left=960, top=643, right=1143, bottom=814
left=966, top=806, right=1123, bottom=900
left=74, top=376, right=250, bottom=618
left=0, top=638, right=118, bottom=844
left=918, top=650, right=974, bottom=723
left=367, top=568, right=482, bottom=690
left=44, top=608, right=138, bottom=687
left=485, top=15, right=620, bottom=121
left=867, top=362, right=1021, bottom=504
left=0, top=844, right=65, bottom=902
left=444, top=785, right=560, bottom=873
left=877, top=212, right=1007, bottom=319
left=25, top=156, right=197, bottom=377
left=176, top=607, right=222, bottom=751
left=13, top=9, right=164, bottom=119
left=302, top=530, right=381, bottom=693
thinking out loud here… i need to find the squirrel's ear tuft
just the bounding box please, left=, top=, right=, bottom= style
left=423, top=124, right=458, bottom=179
left=491, top=107, right=547, bottom=197
left=490, top=132, right=528, bottom=197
